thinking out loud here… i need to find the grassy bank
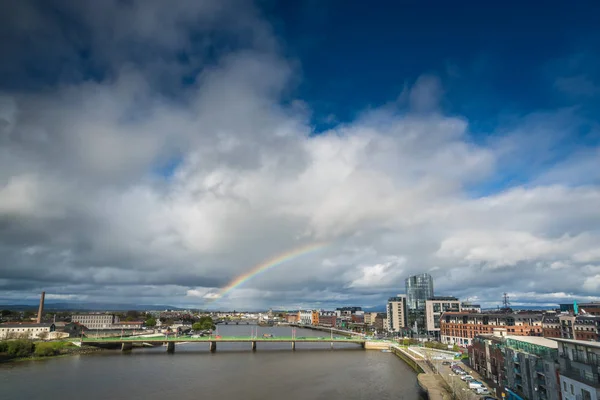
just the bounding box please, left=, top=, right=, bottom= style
left=0, top=340, right=102, bottom=363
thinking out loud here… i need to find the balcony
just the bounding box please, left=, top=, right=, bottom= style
left=536, top=377, right=546, bottom=387
left=560, top=366, right=600, bottom=388
left=514, top=368, right=522, bottom=375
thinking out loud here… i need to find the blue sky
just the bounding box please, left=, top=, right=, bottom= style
left=0, top=0, right=600, bottom=309
left=264, top=1, right=600, bottom=130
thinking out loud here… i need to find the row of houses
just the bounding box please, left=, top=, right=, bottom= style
left=440, top=311, right=600, bottom=347
left=469, top=333, right=600, bottom=400
left=284, top=307, right=387, bottom=332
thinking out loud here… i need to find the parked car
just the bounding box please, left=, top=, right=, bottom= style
left=461, top=375, right=474, bottom=381
left=474, top=387, right=490, bottom=395
left=468, top=381, right=484, bottom=389
left=442, top=361, right=451, bottom=365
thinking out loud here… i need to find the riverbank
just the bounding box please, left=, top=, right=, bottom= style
left=0, top=341, right=103, bottom=363
left=390, top=345, right=451, bottom=400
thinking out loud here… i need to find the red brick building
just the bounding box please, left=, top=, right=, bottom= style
left=441, top=311, right=543, bottom=346
left=469, top=334, right=506, bottom=398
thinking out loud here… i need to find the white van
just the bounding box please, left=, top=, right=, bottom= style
left=468, top=381, right=484, bottom=389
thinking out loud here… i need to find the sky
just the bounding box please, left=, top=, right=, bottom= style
left=1, top=0, right=599, bottom=310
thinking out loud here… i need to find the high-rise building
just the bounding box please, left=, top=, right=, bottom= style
left=387, top=295, right=408, bottom=333
left=405, top=273, right=434, bottom=335
left=405, top=273, right=434, bottom=311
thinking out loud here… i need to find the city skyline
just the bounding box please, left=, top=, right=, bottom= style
left=1, top=1, right=600, bottom=309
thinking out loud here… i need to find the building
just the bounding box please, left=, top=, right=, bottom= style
left=405, top=273, right=434, bottom=311
left=560, top=302, right=600, bottom=316
left=72, top=314, right=120, bottom=330
left=503, top=336, right=560, bottom=400
left=364, top=312, right=378, bottom=326
left=470, top=334, right=561, bottom=400
left=299, top=310, right=313, bottom=325
left=554, top=338, right=600, bottom=400
left=335, top=307, right=363, bottom=317
left=286, top=313, right=299, bottom=324
left=469, top=334, right=506, bottom=397
left=0, top=323, right=56, bottom=339
left=387, top=295, right=408, bottom=333
left=558, top=315, right=600, bottom=341
left=54, top=322, right=87, bottom=338
left=373, top=313, right=386, bottom=332
left=441, top=312, right=543, bottom=346
left=113, top=321, right=144, bottom=330
left=542, top=314, right=561, bottom=338
left=311, top=310, right=319, bottom=326
left=461, top=302, right=482, bottom=313
left=319, top=311, right=336, bottom=327
left=425, top=296, right=461, bottom=340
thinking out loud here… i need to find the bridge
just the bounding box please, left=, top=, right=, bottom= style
left=80, top=335, right=370, bottom=353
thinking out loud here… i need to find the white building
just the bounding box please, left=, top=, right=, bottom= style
left=299, top=310, right=313, bottom=325
left=425, top=296, right=461, bottom=339
left=387, top=295, right=407, bottom=333
left=0, top=323, right=55, bottom=339
left=554, top=338, right=600, bottom=400
left=72, top=314, right=119, bottom=330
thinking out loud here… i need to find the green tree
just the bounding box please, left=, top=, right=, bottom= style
left=145, top=317, right=157, bottom=327
left=126, top=310, right=140, bottom=320
left=6, top=339, right=34, bottom=358
left=193, top=316, right=215, bottom=331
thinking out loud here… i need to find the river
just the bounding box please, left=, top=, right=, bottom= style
left=0, top=325, right=422, bottom=400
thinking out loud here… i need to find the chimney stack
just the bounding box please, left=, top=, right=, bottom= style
left=37, top=291, right=45, bottom=324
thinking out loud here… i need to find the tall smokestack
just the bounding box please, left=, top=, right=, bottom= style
left=37, top=291, right=45, bottom=324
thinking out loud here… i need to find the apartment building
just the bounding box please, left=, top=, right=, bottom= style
left=470, top=333, right=506, bottom=397
left=425, top=296, right=460, bottom=339
left=470, top=334, right=561, bottom=400
left=72, top=314, right=119, bottom=330
left=555, top=338, right=600, bottom=400
left=559, top=315, right=600, bottom=341
left=387, top=295, right=408, bottom=333
left=503, top=336, right=561, bottom=400
left=543, top=315, right=562, bottom=338
left=441, top=312, right=543, bottom=346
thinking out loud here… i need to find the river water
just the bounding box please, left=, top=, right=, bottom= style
left=1, top=325, right=421, bottom=400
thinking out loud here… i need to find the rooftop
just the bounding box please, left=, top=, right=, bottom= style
left=550, top=338, right=600, bottom=349
left=0, top=323, right=55, bottom=328
left=505, top=335, right=558, bottom=348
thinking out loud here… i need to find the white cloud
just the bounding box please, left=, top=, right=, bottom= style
left=0, top=0, right=599, bottom=310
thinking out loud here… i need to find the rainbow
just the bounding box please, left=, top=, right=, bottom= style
left=207, top=242, right=329, bottom=303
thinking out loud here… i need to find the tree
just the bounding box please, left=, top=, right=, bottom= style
left=6, top=339, right=34, bottom=358
left=126, top=310, right=140, bottom=320
left=193, top=316, right=215, bottom=331
left=145, top=317, right=157, bottom=327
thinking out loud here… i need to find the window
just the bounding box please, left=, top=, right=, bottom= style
left=570, top=384, right=574, bottom=395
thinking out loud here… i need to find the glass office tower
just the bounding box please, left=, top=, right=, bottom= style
left=405, top=273, right=434, bottom=311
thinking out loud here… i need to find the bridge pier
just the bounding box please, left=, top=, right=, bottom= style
left=330, top=342, right=333, bottom=349
left=251, top=341, right=256, bottom=351
left=209, top=341, right=217, bottom=353
left=121, top=342, right=133, bottom=352
left=166, top=342, right=175, bottom=354
left=291, top=341, right=296, bottom=351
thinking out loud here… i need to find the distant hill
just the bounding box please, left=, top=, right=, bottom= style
left=0, top=302, right=189, bottom=312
